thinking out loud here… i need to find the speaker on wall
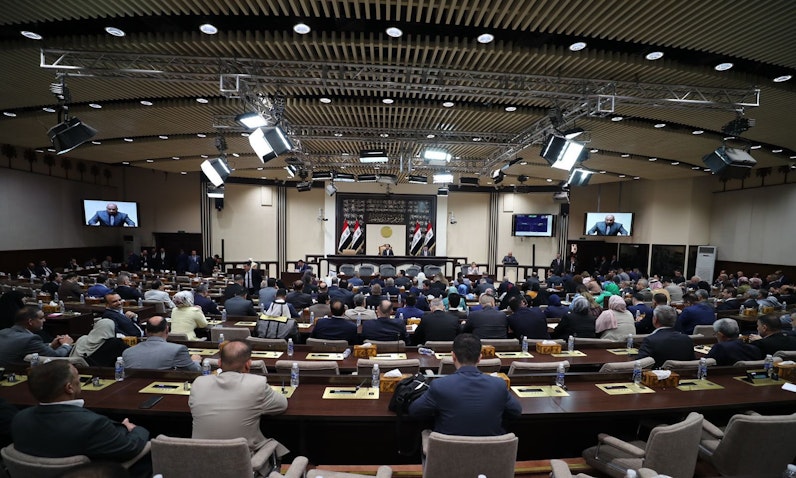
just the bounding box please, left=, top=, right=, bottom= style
left=702, top=146, right=756, bottom=179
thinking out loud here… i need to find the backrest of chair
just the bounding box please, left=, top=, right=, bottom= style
left=142, top=300, right=166, bottom=313
left=340, top=264, right=356, bottom=276
left=167, top=333, right=190, bottom=342
left=598, top=357, right=655, bottom=373
left=246, top=336, right=288, bottom=351
left=661, top=358, right=716, bottom=370
left=206, top=358, right=267, bottom=374
left=438, top=357, right=501, bottom=374
left=774, top=350, right=796, bottom=360
left=692, top=324, right=715, bottom=337
left=643, top=412, right=703, bottom=476
left=732, top=357, right=782, bottom=367
left=481, top=338, right=521, bottom=351
left=357, top=358, right=420, bottom=375
left=24, top=355, right=89, bottom=368
left=424, top=341, right=453, bottom=352
left=379, top=264, right=397, bottom=277
left=210, top=327, right=251, bottom=342
left=574, top=337, right=625, bottom=347
left=362, top=339, right=406, bottom=352
left=406, top=266, right=421, bottom=277
left=306, top=337, right=349, bottom=352
left=423, top=432, right=518, bottom=478
left=711, top=413, right=796, bottom=475
left=1, top=444, right=90, bottom=478
left=358, top=265, right=375, bottom=277
left=508, top=360, right=570, bottom=376
left=275, top=360, right=340, bottom=375
left=423, top=265, right=442, bottom=277
left=151, top=435, right=252, bottom=478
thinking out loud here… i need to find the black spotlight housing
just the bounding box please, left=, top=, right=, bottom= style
left=47, top=117, right=97, bottom=154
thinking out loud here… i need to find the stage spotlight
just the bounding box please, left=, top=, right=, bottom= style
left=357, top=174, right=378, bottom=182
left=249, top=126, right=294, bottom=163
left=459, top=177, right=480, bottom=186
left=422, top=148, right=451, bottom=165
left=334, top=173, right=356, bottom=182
left=491, top=169, right=505, bottom=184
left=296, top=181, right=313, bottom=192
left=566, top=168, right=593, bottom=187
left=702, top=146, right=756, bottom=179
left=540, top=134, right=586, bottom=171
left=200, top=157, right=231, bottom=187
left=48, top=117, right=97, bottom=154
left=437, top=187, right=449, bottom=196
left=325, top=183, right=338, bottom=196
left=235, top=112, right=269, bottom=129
left=408, top=175, right=428, bottom=184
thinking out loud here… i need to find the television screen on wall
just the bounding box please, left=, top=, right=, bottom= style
left=512, top=214, right=555, bottom=237
left=584, top=212, right=633, bottom=236
left=83, top=199, right=140, bottom=227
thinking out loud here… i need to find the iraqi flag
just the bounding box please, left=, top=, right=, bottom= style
left=409, top=221, right=423, bottom=255
left=337, top=221, right=352, bottom=252
left=423, top=221, right=435, bottom=253
left=350, top=220, right=364, bottom=252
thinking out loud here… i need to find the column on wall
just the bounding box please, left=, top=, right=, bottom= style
left=277, top=186, right=287, bottom=274
left=487, top=191, right=500, bottom=274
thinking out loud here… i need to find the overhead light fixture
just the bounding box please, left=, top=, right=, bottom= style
left=21, top=31, right=42, bottom=40
left=433, top=172, right=454, bottom=184
left=48, top=117, right=97, bottom=155
left=196, top=98, right=209, bottom=104
left=285, top=164, right=299, bottom=178
left=357, top=174, right=378, bottom=182
left=3, top=111, right=16, bottom=117
left=386, top=27, right=403, bottom=38
left=539, top=135, right=586, bottom=171
left=561, top=127, right=585, bottom=139
left=566, top=168, right=593, bottom=187
left=505, top=106, right=517, bottom=112
left=491, top=169, right=505, bottom=184
left=235, top=112, right=269, bottom=129
left=249, top=126, right=294, bottom=163
left=359, top=149, right=389, bottom=163
left=296, top=181, right=313, bottom=192
left=773, top=75, right=792, bottom=83
left=408, top=175, right=427, bottom=184
left=714, top=62, right=734, bottom=71
left=382, top=98, right=394, bottom=104
left=569, top=41, right=586, bottom=51
left=334, top=173, right=356, bottom=182
left=611, top=116, right=624, bottom=122
left=476, top=33, right=494, bottom=44
left=201, top=157, right=231, bottom=187
left=207, top=186, right=225, bottom=198
left=293, top=23, right=311, bottom=34
left=313, top=171, right=334, bottom=180
left=459, top=177, right=479, bottom=186
left=104, top=27, right=126, bottom=37
left=319, top=97, right=332, bottom=104
left=199, top=24, right=218, bottom=34
left=437, top=187, right=449, bottom=196
left=645, top=51, right=664, bottom=60
left=325, top=183, right=337, bottom=196
left=654, top=123, right=666, bottom=128
left=422, top=148, right=451, bottom=165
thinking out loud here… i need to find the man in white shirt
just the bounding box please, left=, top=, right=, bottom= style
left=143, top=280, right=175, bottom=310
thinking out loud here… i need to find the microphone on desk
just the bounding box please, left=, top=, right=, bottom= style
left=355, top=378, right=367, bottom=391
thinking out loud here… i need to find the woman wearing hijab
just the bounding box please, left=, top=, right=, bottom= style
left=595, top=295, right=636, bottom=340
left=552, top=296, right=596, bottom=339
left=170, top=290, right=209, bottom=340
left=70, top=318, right=128, bottom=366
left=545, top=294, right=569, bottom=319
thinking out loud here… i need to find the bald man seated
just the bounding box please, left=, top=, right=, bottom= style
left=122, top=316, right=200, bottom=371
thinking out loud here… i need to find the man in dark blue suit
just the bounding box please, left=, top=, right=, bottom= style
left=506, top=296, right=549, bottom=340
left=586, top=214, right=628, bottom=236
left=101, top=293, right=144, bottom=337
left=707, top=318, right=762, bottom=366
left=637, top=305, right=695, bottom=368
left=87, top=203, right=135, bottom=227
left=409, top=333, right=521, bottom=435
left=310, top=299, right=359, bottom=344
left=675, top=290, right=715, bottom=335
left=362, top=299, right=407, bottom=342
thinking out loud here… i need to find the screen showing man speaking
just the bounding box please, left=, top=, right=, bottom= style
left=84, top=199, right=139, bottom=227
left=584, top=212, right=633, bottom=236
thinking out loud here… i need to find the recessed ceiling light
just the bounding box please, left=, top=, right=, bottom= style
left=260, top=176, right=267, bottom=179
left=200, top=155, right=209, bottom=158
left=232, top=153, right=239, bottom=157
left=89, top=103, right=102, bottom=109
left=21, top=31, right=42, bottom=40
left=257, top=167, right=264, bottom=171
left=654, top=123, right=666, bottom=128
left=124, top=138, right=133, bottom=142
left=671, top=161, right=680, bottom=165
left=47, top=148, right=55, bottom=152
left=590, top=149, right=599, bottom=153
left=380, top=133, right=389, bottom=138
left=633, top=176, right=640, bottom=180
left=750, top=145, right=761, bottom=150
left=723, top=136, right=735, bottom=141
left=772, top=149, right=783, bottom=153
left=42, top=107, right=56, bottom=113
left=3, top=112, right=16, bottom=117
left=199, top=24, right=218, bottom=35
left=334, top=133, right=343, bottom=137
left=519, top=161, right=527, bottom=165
left=426, top=134, right=436, bottom=139
left=714, top=62, right=733, bottom=71
left=645, top=51, right=664, bottom=60
left=598, top=170, right=606, bottom=174
left=196, top=98, right=209, bottom=104
left=104, top=27, right=126, bottom=37
left=648, top=157, right=657, bottom=161
left=197, top=133, right=207, bottom=138
left=180, top=171, right=187, bottom=175
left=91, top=141, right=101, bottom=145
left=621, top=153, right=630, bottom=158
left=692, top=166, right=701, bottom=170
left=140, top=100, right=153, bottom=106
left=545, top=178, right=552, bottom=182
left=172, top=156, right=180, bottom=160
left=320, top=97, right=332, bottom=104
left=790, top=155, right=796, bottom=159
left=122, top=161, right=130, bottom=165
left=569, top=41, right=587, bottom=51
left=477, top=33, right=494, bottom=44
left=703, top=168, right=712, bottom=172
left=773, top=75, right=792, bottom=83
left=386, top=27, right=403, bottom=38
left=504, top=106, right=517, bottom=112
left=146, top=159, right=154, bottom=163
left=618, top=174, right=626, bottom=178
left=240, top=132, right=249, bottom=137
left=382, top=98, right=394, bottom=104
left=293, top=23, right=311, bottom=34
left=692, top=130, right=704, bottom=135
left=159, top=135, right=168, bottom=140
left=611, top=116, right=624, bottom=122
left=442, top=101, right=454, bottom=108
left=472, top=137, right=482, bottom=142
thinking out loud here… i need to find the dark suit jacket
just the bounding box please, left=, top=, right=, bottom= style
left=194, top=293, right=220, bottom=315
left=102, top=308, right=144, bottom=337
left=286, top=291, right=313, bottom=310
left=507, top=307, right=549, bottom=340
left=551, top=311, right=596, bottom=340
left=413, top=310, right=460, bottom=345
left=12, top=404, right=149, bottom=461
left=462, top=307, right=508, bottom=339
left=362, top=317, right=407, bottom=342
left=223, top=296, right=257, bottom=317
left=587, top=221, right=628, bottom=236
left=328, top=287, right=355, bottom=309
left=310, top=316, right=359, bottom=344
left=707, top=339, right=763, bottom=366
left=115, top=285, right=143, bottom=301
left=0, top=325, right=72, bottom=367
left=408, top=365, right=521, bottom=436
left=637, top=327, right=695, bottom=367
left=188, top=255, right=202, bottom=273
left=243, top=270, right=263, bottom=296
left=628, top=303, right=655, bottom=334
left=87, top=210, right=135, bottom=226
left=675, top=302, right=715, bottom=335
left=58, top=281, right=83, bottom=301
left=751, top=333, right=796, bottom=356
left=550, top=258, right=564, bottom=275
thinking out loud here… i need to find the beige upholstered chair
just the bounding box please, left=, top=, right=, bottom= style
left=361, top=339, right=406, bottom=352
left=661, top=358, right=716, bottom=370
left=598, top=357, right=656, bottom=373
left=167, top=332, right=190, bottom=342
left=142, top=299, right=166, bottom=314
left=692, top=324, right=716, bottom=337
left=267, top=456, right=309, bottom=478
left=246, top=337, right=288, bottom=351
left=275, top=360, right=339, bottom=375
left=573, top=337, right=624, bottom=347
left=2, top=441, right=150, bottom=478
left=152, top=435, right=276, bottom=478
left=205, top=358, right=267, bottom=374
left=437, top=357, right=501, bottom=375
left=210, top=326, right=251, bottom=342
left=307, top=468, right=393, bottom=478
left=549, top=459, right=659, bottom=478
left=774, top=350, right=796, bottom=360
left=481, top=338, right=521, bottom=351
left=582, top=412, right=704, bottom=478
left=422, top=431, right=518, bottom=478
left=732, top=356, right=782, bottom=367
left=356, top=358, right=420, bottom=375
left=306, top=337, right=349, bottom=352
left=423, top=341, right=454, bottom=352
left=699, top=412, right=796, bottom=475
left=508, top=360, right=570, bottom=376
left=24, top=355, right=89, bottom=368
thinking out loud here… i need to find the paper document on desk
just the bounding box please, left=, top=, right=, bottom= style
left=677, top=380, right=724, bottom=391
left=306, top=353, right=346, bottom=360
left=322, top=387, right=379, bottom=399
left=371, top=353, right=408, bottom=360
left=607, top=348, right=638, bottom=355
left=552, top=350, right=587, bottom=357
left=596, top=382, right=655, bottom=395
left=251, top=351, right=283, bottom=359
left=297, top=323, right=312, bottom=329
left=693, top=345, right=712, bottom=354
left=140, top=381, right=191, bottom=395
left=78, top=375, right=115, bottom=391
left=511, top=385, right=568, bottom=397
left=496, top=351, right=534, bottom=358
left=0, top=376, right=27, bottom=387
left=234, top=321, right=257, bottom=326
left=187, top=349, right=218, bottom=356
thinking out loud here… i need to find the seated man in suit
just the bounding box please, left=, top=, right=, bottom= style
left=87, top=203, right=136, bottom=227
left=286, top=280, right=312, bottom=311
left=506, top=296, right=549, bottom=340
left=122, top=316, right=201, bottom=371
left=501, top=251, right=518, bottom=265
left=57, top=273, right=83, bottom=301
left=143, top=280, right=176, bottom=310
left=102, top=293, right=144, bottom=337
left=224, top=289, right=258, bottom=317
left=409, top=333, right=521, bottom=435
left=413, top=298, right=461, bottom=345
left=749, top=314, right=796, bottom=355
left=193, top=284, right=220, bottom=316
left=707, top=318, right=763, bottom=366
left=12, top=360, right=150, bottom=476
left=114, top=272, right=143, bottom=301
left=636, top=305, right=695, bottom=368
left=0, top=307, right=74, bottom=367
left=310, top=299, right=359, bottom=344
left=189, top=340, right=288, bottom=476
left=362, top=299, right=407, bottom=342
left=344, top=293, right=377, bottom=322
left=462, top=294, right=508, bottom=339
left=674, top=290, right=715, bottom=335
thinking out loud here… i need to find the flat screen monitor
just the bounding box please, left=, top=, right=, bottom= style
left=512, top=214, right=555, bottom=237
left=584, top=212, right=633, bottom=236
left=83, top=199, right=140, bottom=227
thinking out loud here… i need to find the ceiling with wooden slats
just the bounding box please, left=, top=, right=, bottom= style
left=0, top=0, right=793, bottom=189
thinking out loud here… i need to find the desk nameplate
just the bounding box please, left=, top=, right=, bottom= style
left=322, top=387, right=379, bottom=399
left=606, top=348, right=639, bottom=356
left=551, top=350, right=587, bottom=357
left=139, top=381, right=191, bottom=395
left=270, top=385, right=296, bottom=398
left=306, top=353, right=346, bottom=360
left=252, top=351, right=284, bottom=359
left=496, top=352, right=534, bottom=358
left=511, top=385, right=569, bottom=398
left=676, top=380, right=724, bottom=391
left=596, top=382, right=655, bottom=395
left=371, top=353, right=408, bottom=360
left=234, top=321, right=257, bottom=326
left=187, top=349, right=218, bottom=356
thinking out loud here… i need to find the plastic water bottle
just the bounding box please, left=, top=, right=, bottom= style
left=386, top=292, right=390, bottom=302
left=218, top=333, right=225, bottom=347
left=37, top=299, right=43, bottom=309
left=418, top=347, right=434, bottom=355
left=555, top=363, right=566, bottom=388
left=309, top=311, right=315, bottom=324
left=54, top=292, right=59, bottom=302
left=399, top=312, right=404, bottom=321
left=567, top=335, right=575, bottom=353
left=635, top=309, right=640, bottom=319
left=342, top=348, right=352, bottom=359
left=30, top=353, right=40, bottom=367
left=201, top=359, right=211, bottom=376
left=371, top=363, right=380, bottom=389
left=287, top=338, right=294, bottom=357
left=632, top=360, right=642, bottom=385
left=290, top=362, right=300, bottom=388
left=356, top=312, right=362, bottom=328
left=697, top=357, right=708, bottom=380
left=740, top=305, right=745, bottom=314
left=521, top=336, right=528, bottom=354
left=625, top=470, right=638, bottom=478
left=114, top=357, right=125, bottom=381
left=58, top=300, right=65, bottom=313
left=137, top=297, right=143, bottom=307
left=764, top=354, right=774, bottom=377
left=783, top=464, right=796, bottom=478
left=626, top=334, right=634, bottom=351
left=221, top=309, right=227, bottom=321
left=79, top=293, right=85, bottom=304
